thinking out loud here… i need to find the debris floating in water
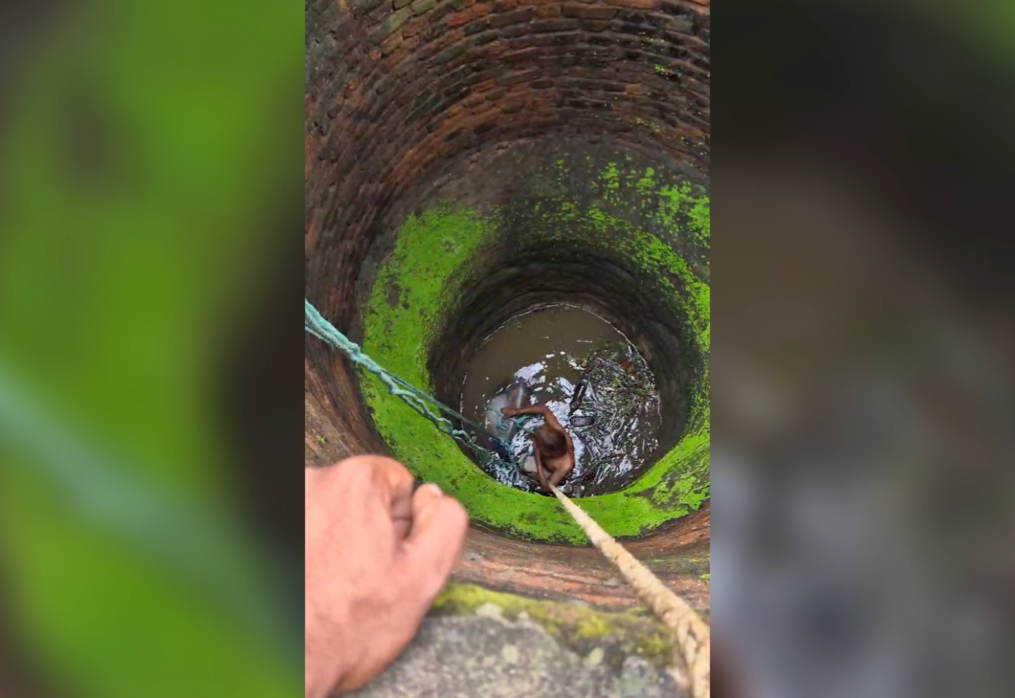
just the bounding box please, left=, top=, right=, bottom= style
left=462, top=305, right=661, bottom=496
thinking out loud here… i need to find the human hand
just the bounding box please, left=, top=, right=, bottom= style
left=305, top=456, right=468, bottom=697
left=501, top=407, right=518, bottom=417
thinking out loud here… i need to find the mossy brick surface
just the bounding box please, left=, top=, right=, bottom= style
left=360, top=157, right=709, bottom=543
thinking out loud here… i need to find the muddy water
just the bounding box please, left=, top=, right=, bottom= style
left=461, top=305, right=661, bottom=496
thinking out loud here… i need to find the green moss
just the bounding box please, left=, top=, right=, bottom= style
left=586, top=206, right=610, bottom=231
left=360, top=163, right=710, bottom=543
left=431, top=583, right=677, bottom=671
left=362, top=205, right=490, bottom=360
left=636, top=167, right=657, bottom=196
left=600, top=162, right=620, bottom=195
left=658, top=181, right=710, bottom=250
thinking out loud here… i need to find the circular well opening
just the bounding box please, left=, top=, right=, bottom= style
left=306, top=0, right=711, bottom=603
left=309, top=142, right=711, bottom=602
left=459, top=303, right=663, bottom=496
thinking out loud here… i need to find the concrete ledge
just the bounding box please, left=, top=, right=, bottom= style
left=351, top=585, right=688, bottom=697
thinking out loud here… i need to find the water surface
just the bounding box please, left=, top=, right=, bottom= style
left=460, top=305, right=661, bottom=496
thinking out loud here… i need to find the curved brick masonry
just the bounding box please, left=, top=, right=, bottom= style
left=305, top=0, right=709, bottom=608
left=306, top=0, right=710, bottom=310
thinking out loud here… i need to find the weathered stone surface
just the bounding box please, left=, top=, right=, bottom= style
left=349, top=613, right=684, bottom=698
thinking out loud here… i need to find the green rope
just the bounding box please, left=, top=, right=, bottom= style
left=305, top=299, right=533, bottom=482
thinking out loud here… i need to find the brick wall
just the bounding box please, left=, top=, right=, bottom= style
left=304, top=0, right=709, bottom=473
left=306, top=0, right=709, bottom=322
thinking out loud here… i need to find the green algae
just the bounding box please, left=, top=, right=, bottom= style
left=360, top=161, right=709, bottom=543
left=658, top=181, right=710, bottom=250
left=431, top=582, right=677, bottom=671
left=601, top=162, right=621, bottom=193
left=637, top=167, right=657, bottom=196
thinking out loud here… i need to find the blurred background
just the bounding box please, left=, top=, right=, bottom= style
left=0, top=1, right=304, bottom=697
left=712, top=0, right=1015, bottom=696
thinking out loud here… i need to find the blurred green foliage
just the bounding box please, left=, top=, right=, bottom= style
left=0, top=1, right=301, bottom=697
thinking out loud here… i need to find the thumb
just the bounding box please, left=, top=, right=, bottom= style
left=402, top=484, right=469, bottom=603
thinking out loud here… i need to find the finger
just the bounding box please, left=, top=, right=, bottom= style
left=401, top=485, right=469, bottom=602
left=320, top=457, right=414, bottom=539
left=363, top=456, right=415, bottom=540
left=334, top=455, right=413, bottom=506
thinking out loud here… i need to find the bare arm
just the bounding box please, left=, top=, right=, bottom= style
left=504, top=404, right=564, bottom=431
left=504, top=404, right=549, bottom=417
left=534, top=449, right=550, bottom=491
left=547, top=434, right=575, bottom=489
left=547, top=464, right=571, bottom=489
